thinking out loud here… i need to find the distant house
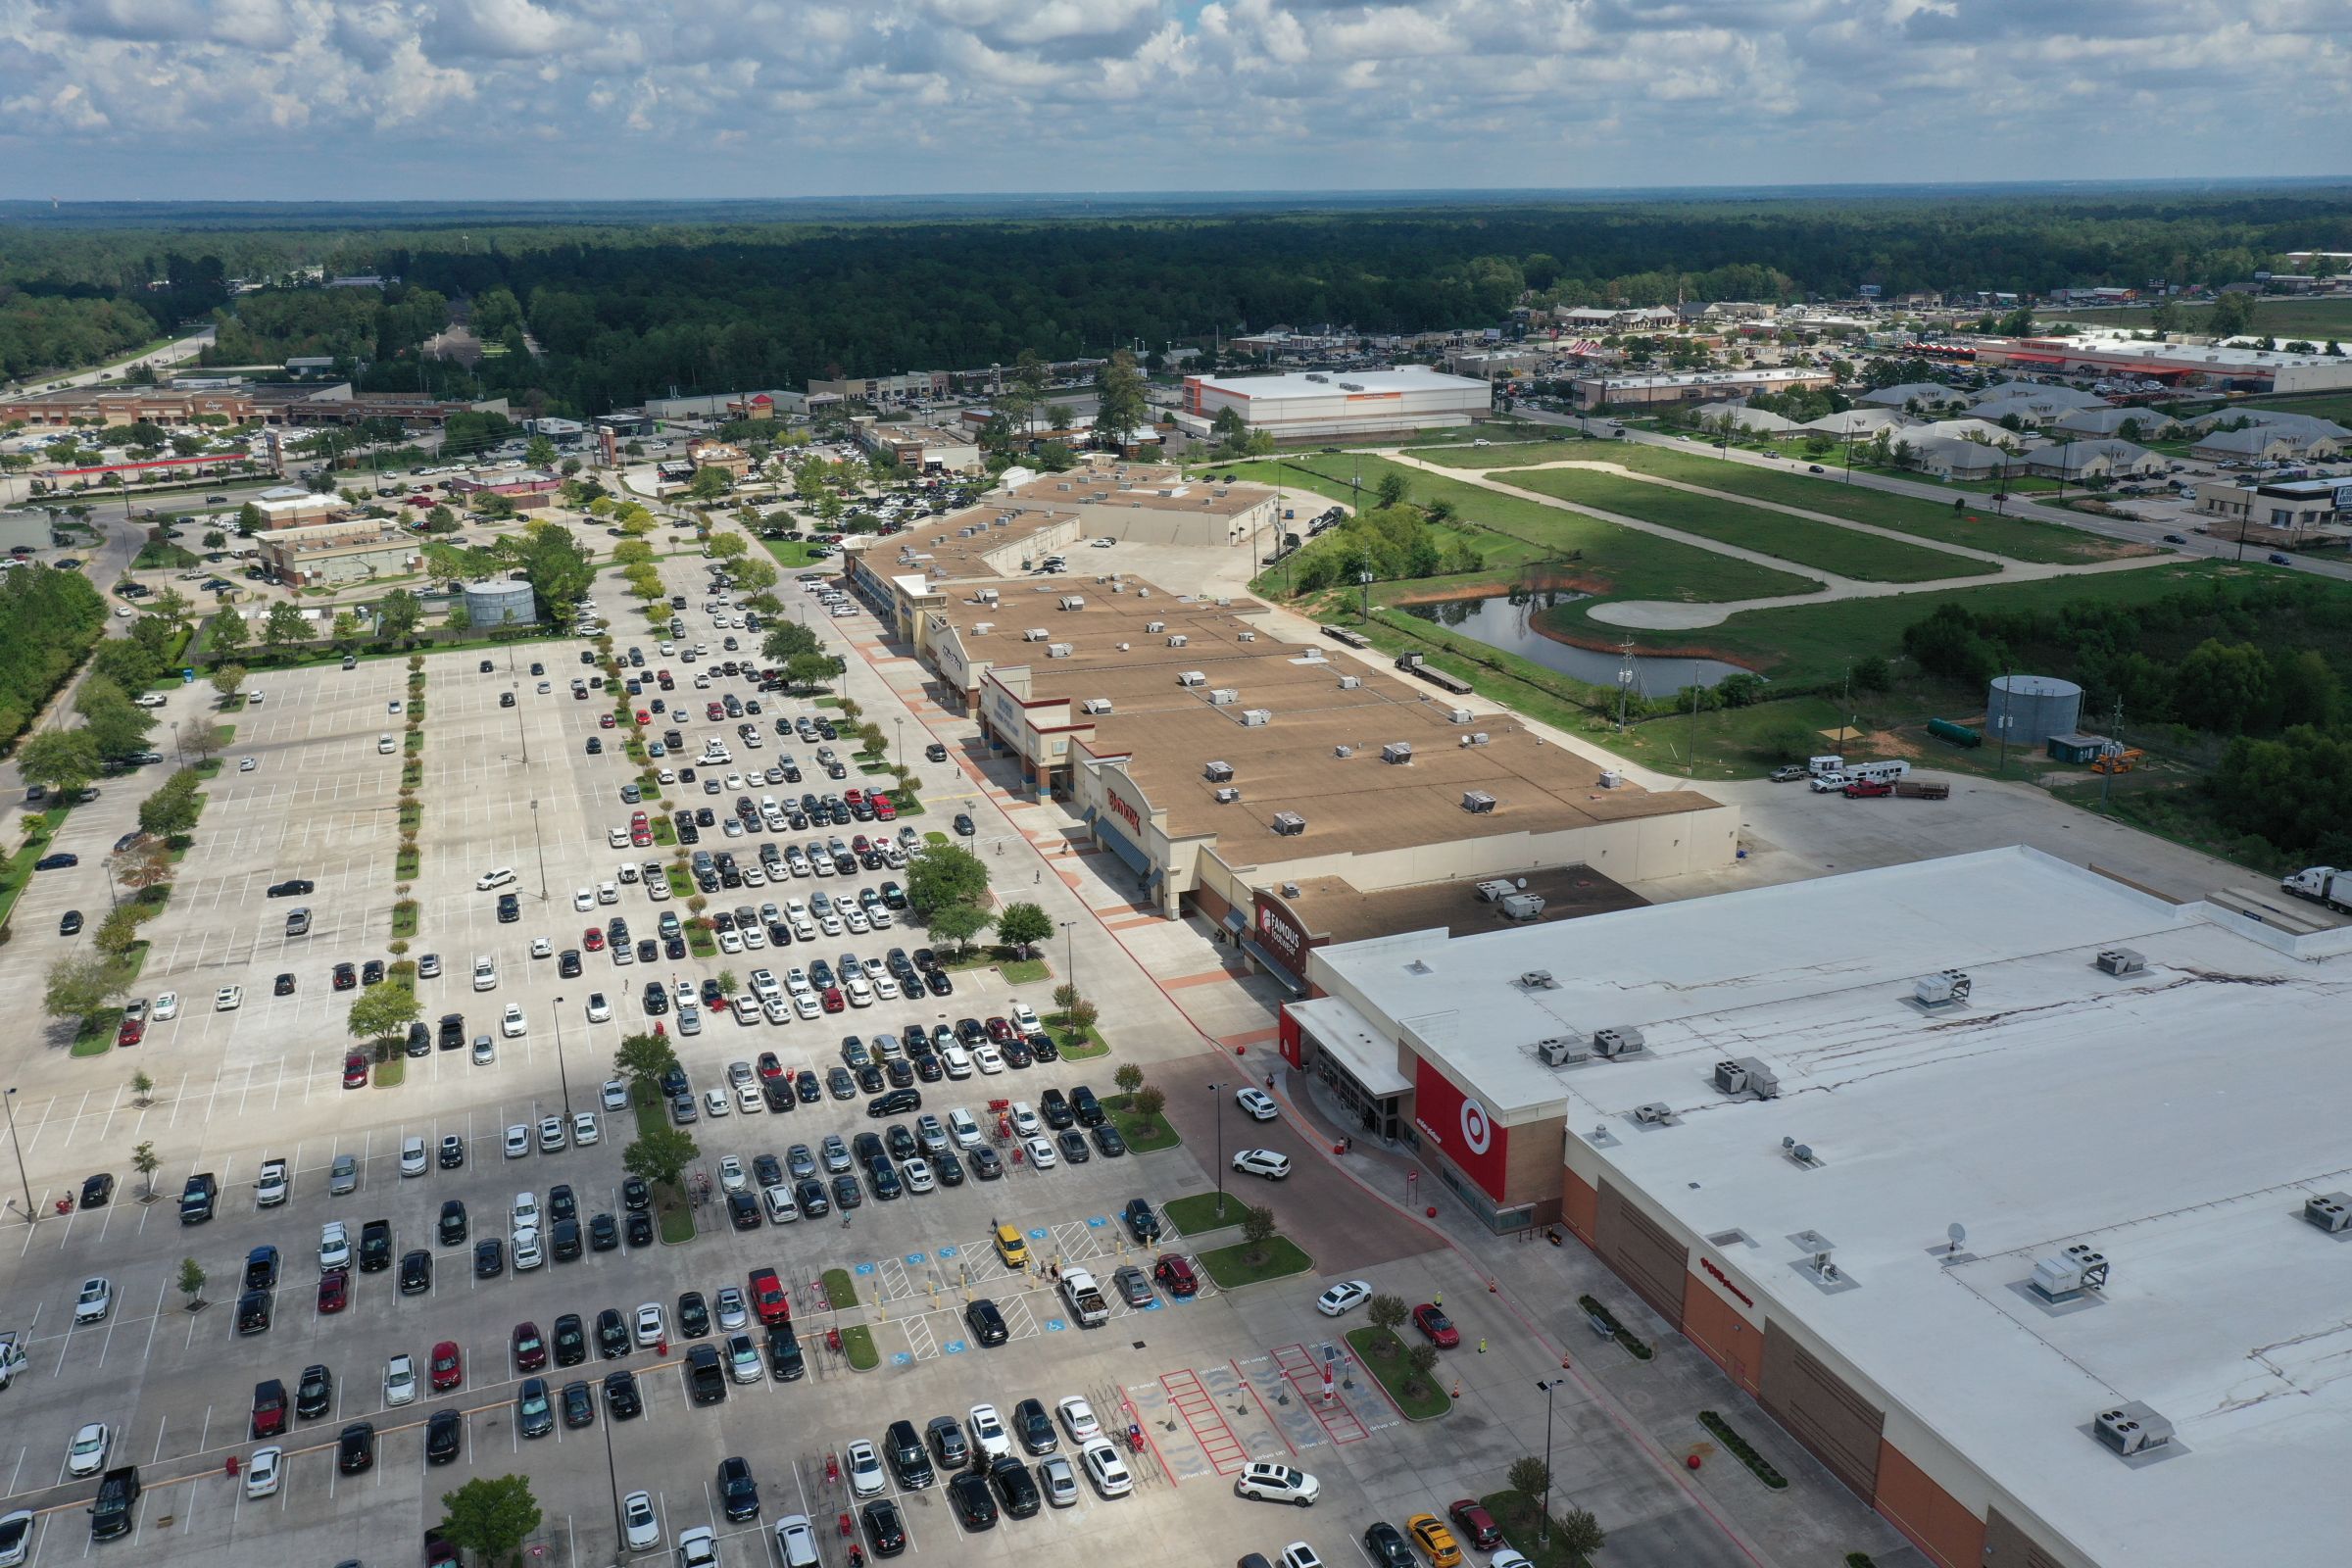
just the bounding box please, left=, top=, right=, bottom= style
left=1799, top=408, right=1913, bottom=439
left=2052, top=406, right=2175, bottom=441
left=1907, top=436, right=2026, bottom=482
left=2025, top=439, right=2165, bottom=481
left=2185, top=410, right=2348, bottom=463
left=1858, top=381, right=1970, bottom=411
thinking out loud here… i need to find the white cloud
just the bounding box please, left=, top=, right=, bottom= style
left=0, top=0, right=2342, bottom=196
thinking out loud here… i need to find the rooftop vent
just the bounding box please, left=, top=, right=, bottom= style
left=1381, top=741, right=1413, bottom=765
left=1022, top=627, right=1050, bottom=642
left=2095, top=948, right=2145, bottom=976
left=1462, top=790, right=1496, bottom=814
left=1081, top=698, right=1112, bottom=715
left=1237, top=631, right=1256, bottom=643
left=1271, top=811, right=1306, bottom=836
left=2303, top=1193, right=2352, bottom=1234
left=1240, top=708, right=1272, bottom=727
left=1213, top=786, right=1241, bottom=804
left=1633, top=1102, right=1675, bottom=1126
left=1333, top=744, right=1353, bottom=759
left=2030, top=1244, right=2109, bottom=1301
left=1475, top=880, right=1519, bottom=902
left=1203, top=760, right=1234, bottom=782
left=1592, top=1026, right=1645, bottom=1058
left=972, top=621, right=995, bottom=635
left=1047, top=643, right=1074, bottom=659
left=1145, top=620, right=1165, bottom=634
left=1536, top=1036, right=1586, bottom=1066
left=1116, top=642, right=1130, bottom=652
left=1914, top=969, right=1972, bottom=1006
left=1177, top=670, right=1206, bottom=687
left=1517, top=970, right=1558, bottom=991
left=1209, top=687, right=1239, bottom=706
left=1447, top=707, right=1474, bottom=724
left=1338, top=674, right=1361, bottom=690
left=2092, top=1402, right=2174, bottom=1458
left=1500, top=893, right=1544, bottom=920
left=1057, top=596, right=1086, bottom=611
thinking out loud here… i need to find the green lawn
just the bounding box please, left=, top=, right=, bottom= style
left=1480, top=1491, right=1597, bottom=1568
left=1346, top=1327, right=1454, bottom=1420
left=1221, top=456, right=1822, bottom=610
left=2243, top=392, right=2352, bottom=424
left=761, top=539, right=836, bottom=569
left=2044, top=296, right=2352, bottom=341
left=1607, top=695, right=1865, bottom=782
left=1196, top=1234, right=1313, bottom=1290
left=841, top=1324, right=878, bottom=1370
left=1162, top=1191, right=1248, bottom=1236
left=1104, top=1100, right=1181, bottom=1153
left=821, top=1267, right=860, bottom=1309
left=1493, top=466, right=1984, bottom=583
left=0, top=806, right=70, bottom=932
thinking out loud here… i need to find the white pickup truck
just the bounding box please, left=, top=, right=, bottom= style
left=255, top=1157, right=290, bottom=1207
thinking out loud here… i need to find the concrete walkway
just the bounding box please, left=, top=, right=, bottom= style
left=1382, top=451, right=2182, bottom=631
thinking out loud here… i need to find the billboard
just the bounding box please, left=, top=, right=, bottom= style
left=1412, top=1058, right=1509, bottom=1201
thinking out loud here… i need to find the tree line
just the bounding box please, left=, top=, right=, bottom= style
left=0, top=565, right=111, bottom=748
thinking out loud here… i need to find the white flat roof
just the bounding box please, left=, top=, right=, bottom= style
left=1192, top=367, right=1487, bottom=400
left=1314, top=849, right=2352, bottom=1567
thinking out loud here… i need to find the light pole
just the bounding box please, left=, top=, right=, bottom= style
left=1357, top=569, right=1374, bottom=624
left=529, top=799, right=550, bottom=903
left=1058, top=919, right=1077, bottom=1011
left=598, top=1363, right=626, bottom=1550
left=1208, top=1082, right=1228, bottom=1220
left=551, top=995, right=573, bottom=1120
left=4, top=1087, right=37, bottom=1225
left=1536, top=1376, right=1567, bottom=1546
left=894, top=715, right=905, bottom=771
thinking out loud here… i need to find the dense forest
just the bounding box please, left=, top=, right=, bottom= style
left=0, top=565, right=110, bottom=748
left=5, top=185, right=2351, bottom=404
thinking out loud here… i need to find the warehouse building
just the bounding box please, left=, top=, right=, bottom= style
left=254, top=521, right=417, bottom=586
left=1977, top=331, right=2352, bottom=394
left=1289, top=848, right=2352, bottom=1568
left=1569, top=367, right=1835, bottom=410
left=1178, top=367, right=1492, bottom=440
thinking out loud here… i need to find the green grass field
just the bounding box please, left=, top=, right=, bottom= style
left=2243, top=393, right=2352, bottom=424
left=1221, top=455, right=1823, bottom=609
left=2044, top=297, right=2352, bottom=342
left=1410, top=437, right=2130, bottom=564
left=1492, top=466, right=1984, bottom=583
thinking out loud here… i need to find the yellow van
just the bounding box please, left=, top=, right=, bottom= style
left=993, top=1223, right=1028, bottom=1270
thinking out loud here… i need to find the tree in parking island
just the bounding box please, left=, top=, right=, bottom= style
left=612, top=1032, right=679, bottom=1100
left=262, top=601, right=308, bottom=660
left=762, top=621, right=821, bottom=663
left=994, top=901, right=1052, bottom=959
left=347, top=982, right=420, bottom=1054
left=207, top=662, right=247, bottom=704
left=132, top=1140, right=160, bottom=1196
left=15, top=727, right=102, bottom=800
left=624, top=1127, right=699, bottom=1192
left=204, top=606, right=249, bottom=662
left=176, top=1256, right=206, bottom=1309
left=439, top=1475, right=543, bottom=1565
left=43, top=953, right=131, bottom=1031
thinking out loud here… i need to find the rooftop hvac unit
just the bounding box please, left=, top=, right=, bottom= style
left=1271, top=811, right=1306, bottom=836
left=2096, top=948, right=2145, bottom=976
left=1167, top=634, right=1189, bottom=648
left=1209, top=688, right=1239, bottom=705
left=972, top=621, right=995, bottom=635
left=2303, top=1193, right=2352, bottom=1234
left=1500, top=893, right=1545, bottom=920
left=1447, top=707, right=1474, bottom=724
left=1475, top=879, right=1518, bottom=903
left=1914, top=969, right=1973, bottom=1006
left=1472, top=732, right=1491, bottom=745
left=1633, top=1102, right=1674, bottom=1126
left=1047, top=643, right=1074, bottom=659
left=1023, top=627, right=1050, bottom=642
left=1240, top=709, right=1272, bottom=727
left=1339, top=675, right=1361, bottom=689
left=1081, top=699, right=1112, bottom=715
left=1462, top=790, right=1496, bottom=813
left=1597, top=769, right=1623, bottom=789
left=1136, top=588, right=1151, bottom=599
left=1536, top=1037, right=1586, bottom=1066
left=976, top=588, right=1001, bottom=604
left=2092, top=1403, right=2174, bottom=1457
left=1145, top=620, right=1165, bottom=633
left=1592, top=1026, right=1646, bottom=1058
left=1518, top=969, right=1558, bottom=990
left=1213, top=787, right=1241, bottom=804
left=1237, top=631, right=1256, bottom=642
left=1057, top=596, right=1086, bottom=611
left=1714, top=1056, right=1780, bottom=1099
left=1177, top=670, right=1206, bottom=687
left=1381, top=741, right=1413, bottom=764
left=1203, top=760, right=1234, bottom=782
left=1116, top=642, right=1130, bottom=652
left=1334, top=745, right=1353, bottom=759
left=2029, top=1244, right=2109, bottom=1300
left=1714, top=1060, right=1750, bottom=1095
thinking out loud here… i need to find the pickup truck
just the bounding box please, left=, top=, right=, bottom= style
left=90, top=1465, right=141, bottom=1540
left=1059, top=1268, right=1110, bottom=1328
left=255, top=1157, right=290, bottom=1207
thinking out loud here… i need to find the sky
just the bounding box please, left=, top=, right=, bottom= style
left=2, top=0, right=2347, bottom=201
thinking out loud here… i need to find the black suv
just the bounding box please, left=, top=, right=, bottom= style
left=963, top=1298, right=1007, bottom=1347
left=552, top=1313, right=588, bottom=1368
left=597, top=1308, right=630, bottom=1359
left=718, top=1456, right=760, bottom=1522
left=296, top=1363, right=334, bottom=1420
left=686, top=1345, right=726, bottom=1404
left=885, top=1419, right=934, bottom=1489
left=358, top=1220, right=392, bottom=1271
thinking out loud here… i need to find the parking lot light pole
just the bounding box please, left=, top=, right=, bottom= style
left=552, top=996, right=573, bottom=1119
left=1208, top=1082, right=1227, bottom=1220
left=529, top=799, right=550, bottom=903
left=4, top=1087, right=36, bottom=1225
left=1536, top=1377, right=1566, bottom=1545
left=599, top=1372, right=625, bottom=1547
left=1058, top=919, right=1077, bottom=1004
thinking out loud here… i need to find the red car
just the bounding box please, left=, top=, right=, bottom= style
left=630, top=811, right=649, bottom=830
left=1842, top=778, right=1893, bottom=798
left=251, top=1378, right=288, bottom=1438
left=631, top=828, right=652, bottom=848
left=844, top=788, right=865, bottom=808
left=872, top=794, right=897, bottom=822
left=318, top=1267, right=350, bottom=1313
left=757, top=1053, right=784, bottom=1080
left=1447, top=1500, right=1501, bottom=1551
left=750, top=1267, right=790, bottom=1326
left=117, top=1017, right=145, bottom=1048
left=1412, top=1303, right=1459, bottom=1348
left=584, top=928, right=606, bottom=953
left=634, top=710, right=651, bottom=726
left=1153, top=1253, right=1199, bottom=1298
left=984, top=1016, right=1015, bottom=1044
left=512, top=1321, right=547, bottom=1372
left=599, top=713, right=616, bottom=729
left=429, top=1340, right=465, bottom=1392
left=706, top=704, right=725, bottom=721
left=820, top=988, right=845, bottom=1014
left=342, top=1053, right=369, bottom=1089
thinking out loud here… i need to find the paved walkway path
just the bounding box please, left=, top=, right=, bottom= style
left=1382, top=451, right=2182, bottom=630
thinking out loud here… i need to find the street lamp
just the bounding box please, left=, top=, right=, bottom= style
left=1208, top=1082, right=1228, bottom=1220
left=551, top=996, right=573, bottom=1119
left=1536, top=1376, right=1568, bottom=1546
left=4, top=1087, right=37, bottom=1225
left=529, top=799, right=550, bottom=902
left=599, top=1368, right=627, bottom=1551
left=1058, top=919, right=1077, bottom=1011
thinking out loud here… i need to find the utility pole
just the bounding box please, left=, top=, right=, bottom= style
left=1358, top=570, right=1374, bottom=624
left=1536, top=1377, right=1567, bottom=1546
left=1615, top=635, right=1635, bottom=730
left=4, top=1087, right=37, bottom=1225
left=1208, top=1082, right=1229, bottom=1220
left=2099, top=696, right=2125, bottom=812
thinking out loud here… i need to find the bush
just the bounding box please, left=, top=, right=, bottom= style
left=1699, top=1410, right=1788, bottom=1488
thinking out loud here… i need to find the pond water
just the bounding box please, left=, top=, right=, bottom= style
left=1402, top=591, right=1753, bottom=694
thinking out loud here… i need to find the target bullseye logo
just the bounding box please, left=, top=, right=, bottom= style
left=1459, top=1096, right=1493, bottom=1155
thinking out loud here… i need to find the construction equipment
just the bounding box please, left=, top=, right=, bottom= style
left=2088, top=748, right=2145, bottom=774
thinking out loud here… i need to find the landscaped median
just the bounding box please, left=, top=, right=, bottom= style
left=1158, top=1192, right=1313, bottom=1290
left=629, top=1085, right=698, bottom=1243
left=1103, top=1093, right=1180, bottom=1152
left=1345, top=1325, right=1453, bottom=1420
left=1162, top=1191, right=1245, bottom=1237
left=817, top=1267, right=878, bottom=1370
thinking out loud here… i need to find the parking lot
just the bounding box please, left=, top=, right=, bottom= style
left=0, top=545, right=1494, bottom=1568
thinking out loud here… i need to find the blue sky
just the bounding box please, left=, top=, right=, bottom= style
left=3, top=0, right=2346, bottom=200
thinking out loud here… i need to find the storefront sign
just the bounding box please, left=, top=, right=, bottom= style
left=1411, top=1058, right=1509, bottom=1201
left=1253, top=895, right=1306, bottom=963
left=1107, top=791, right=1143, bottom=834
left=1700, top=1257, right=1753, bottom=1308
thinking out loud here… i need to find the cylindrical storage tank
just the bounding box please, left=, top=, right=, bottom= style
left=463, top=580, right=538, bottom=627
left=1986, top=674, right=2082, bottom=749
left=1926, top=717, right=1983, bottom=749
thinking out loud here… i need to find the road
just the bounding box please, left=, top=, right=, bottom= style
left=5, top=324, right=217, bottom=397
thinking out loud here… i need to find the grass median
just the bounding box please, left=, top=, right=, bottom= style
left=1197, top=1234, right=1312, bottom=1290
left=1104, top=1098, right=1180, bottom=1153
left=1163, top=1192, right=1247, bottom=1236
left=1346, top=1326, right=1454, bottom=1421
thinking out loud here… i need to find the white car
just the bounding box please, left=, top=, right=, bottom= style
left=586, top=994, right=612, bottom=1022
left=602, top=1078, right=629, bottom=1112
left=1079, top=1436, right=1133, bottom=1497
left=1009, top=1002, right=1040, bottom=1033
left=1023, top=1135, right=1057, bottom=1168
left=472, top=956, right=498, bottom=991
left=215, top=985, right=243, bottom=1011
left=512, top=1228, right=544, bottom=1269
left=574, top=888, right=596, bottom=911
left=504, top=1124, right=530, bottom=1158
left=502, top=1003, right=527, bottom=1038
left=1039, top=1453, right=1078, bottom=1508
left=941, top=1043, right=973, bottom=1078
left=771, top=1515, right=817, bottom=1568
left=634, top=1302, right=667, bottom=1346
left=513, top=1192, right=541, bottom=1229
left=1279, top=1545, right=1325, bottom=1568
left=475, top=867, right=517, bottom=892
left=948, top=1107, right=983, bottom=1149
left=318, top=1221, right=351, bottom=1269
left=538, top=1116, right=566, bottom=1152
left=623, top=1490, right=662, bottom=1551
left=1056, top=1395, right=1101, bottom=1442
left=845, top=1439, right=885, bottom=1496
left=1234, top=1461, right=1319, bottom=1505
left=677, top=1526, right=718, bottom=1568
left=400, top=1137, right=427, bottom=1177
left=572, top=1111, right=600, bottom=1147
left=1316, top=1280, right=1374, bottom=1317
left=245, top=1444, right=283, bottom=1498
left=530, top=936, right=553, bottom=958
left=1237, top=1086, right=1280, bottom=1121
left=717, top=1155, right=748, bottom=1194
left=1232, top=1149, right=1293, bottom=1181
left=973, top=1043, right=1004, bottom=1075
left=762, top=1185, right=799, bottom=1224
left=967, top=1402, right=1011, bottom=1459
left=1009, top=1102, right=1041, bottom=1138
left=704, top=1088, right=730, bottom=1118
left=153, top=991, right=179, bottom=1020
left=74, top=1276, right=113, bottom=1323
left=66, top=1422, right=112, bottom=1477
left=901, top=1158, right=934, bottom=1194
left=384, top=1353, right=417, bottom=1405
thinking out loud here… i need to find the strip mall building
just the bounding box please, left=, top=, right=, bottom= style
left=1284, top=848, right=2352, bottom=1568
